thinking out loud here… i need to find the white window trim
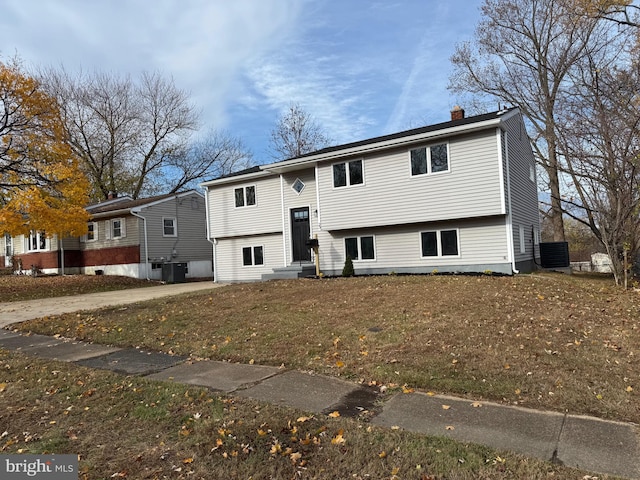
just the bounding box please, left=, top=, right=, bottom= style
left=26, top=231, right=48, bottom=252
left=105, top=218, right=126, bottom=240
left=332, top=159, right=365, bottom=189
left=409, top=142, right=451, bottom=177
left=234, top=185, right=257, bottom=208
left=419, top=229, right=461, bottom=258
left=82, top=222, right=98, bottom=243
left=519, top=225, right=526, bottom=254
left=242, top=245, right=264, bottom=267
left=162, top=217, right=177, bottom=237
left=344, top=235, right=376, bottom=262
left=291, top=178, right=306, bottom=195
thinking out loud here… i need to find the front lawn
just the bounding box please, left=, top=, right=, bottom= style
left=14, top=273, right=640, bottom=424
left=0, top=274, right=159, bottom=302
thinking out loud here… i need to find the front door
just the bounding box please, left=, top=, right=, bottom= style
left=291, top=207, right=311, bottom=262
left=4, top=234, right=12, bottom=267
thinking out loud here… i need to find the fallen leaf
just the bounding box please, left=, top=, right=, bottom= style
left=515, top=388, right=521, bottom=395
left=471, top=402, right=482, bottom=408
left=445, top=425, right=455, bottom=430
left=290, top=452, right=302, bottom=463
left=331, top=432, right=345, bottom=445
left=426, top=391, right=436, bottom=396
left=336, top=360, right=345, bottom=368
left=296, top=416, right=312, bottom=423
left=626, top=386, right=633, bottom=393
left=442, top=405, right=451, bottom=410
left=391, top=467, right=400, bottom=475
left=0, top=383, right=7, bottom=392
left=402, top=385, right=414, bottom=394
left=328, top=411, right=340, bottom=418
left=378, top=451, right=387, bottom=458
left=182, top=458, right=193, bottom=464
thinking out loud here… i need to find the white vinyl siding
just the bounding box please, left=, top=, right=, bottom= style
left=315, top=217, right=510, bottom=276
left=318, top=131, right=504, bottom=231
left=214, top=234, right=283, bottom=282
left=209, top=176, right=282, bottom=238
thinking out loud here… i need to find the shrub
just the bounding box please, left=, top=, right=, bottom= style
left=342, top=256, right=355, bottom=277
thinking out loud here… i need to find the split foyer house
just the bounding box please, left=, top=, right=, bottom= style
left=1, top=190, right=213, bottom=280
left=201, top=107, right=540, bottom=282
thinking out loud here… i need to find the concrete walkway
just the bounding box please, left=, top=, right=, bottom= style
left=1, top=284, right=639, bottom=479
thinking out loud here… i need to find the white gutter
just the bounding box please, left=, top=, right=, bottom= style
left=203, top=185, right=217, bottom=283
left=130, top=209, right=150, bottom=280
left=59, top=235, right=65, bottom=275
left=500, top=128, right=519, bottom=274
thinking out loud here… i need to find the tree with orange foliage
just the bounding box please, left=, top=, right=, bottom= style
left=0, top=58, right=89, bottom=239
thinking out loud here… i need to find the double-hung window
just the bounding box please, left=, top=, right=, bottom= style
left=345, top=235, right=375, bottom=261
left=81, top=222, right=98, bottom=243
left=163, top=217, right=177, bottom=237
left=410, top=143, right=449, bottom=176
left=105, top=218, right=126, bottom=240
left=27, top=231, right=47, bottom=251
left=420, top=229, right=459, bottom=257
left=235, top=185, right=256, bottom=207
left=333, top=159, right=364, bottom=188
left=242, top=246, right=264, bottom=266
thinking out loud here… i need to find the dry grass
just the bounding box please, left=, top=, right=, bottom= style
left=14, top=272, right=640, bottom=424
left=0, top=350, right=601, bottom=479
left=0, top=274, right=159, bottom=302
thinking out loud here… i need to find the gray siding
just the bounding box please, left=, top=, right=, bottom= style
left=82, top=215, right=141, bottom=250
left=317, top=131, right=504, bottom=231
left=503, top=113, right=540, bottom=270
left=138, top=193, right=210, bottom=264
left=208, top=176, right=282, bottom=238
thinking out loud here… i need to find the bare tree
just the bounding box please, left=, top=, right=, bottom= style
left=41, top=69, right=199, bottom=200
left=269, top=103, right=331, bottom=160
left=449, top=0, right=606, bottom=241
left=165, top=131, right=253, bottom=192
left=558, top=46, right=640, bottom=284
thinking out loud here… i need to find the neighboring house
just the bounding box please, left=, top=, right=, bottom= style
left=1, top=190, right=213, bottom=280
left=201, top=107, right=540, bottom=283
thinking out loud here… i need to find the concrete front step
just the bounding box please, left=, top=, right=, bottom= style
left=262, top=263, right=316, bottom=280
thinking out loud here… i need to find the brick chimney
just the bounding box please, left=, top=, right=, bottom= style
left=450, top=105, right=465, bottom=121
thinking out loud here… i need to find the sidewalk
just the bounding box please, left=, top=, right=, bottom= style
left=1, top=285, right=639, bottom=479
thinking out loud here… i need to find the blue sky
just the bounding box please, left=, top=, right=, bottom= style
left=1, top=0, right=484, bottom=163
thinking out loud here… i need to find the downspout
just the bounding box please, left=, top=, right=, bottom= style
left=500, top=128, right=519, bottom=274
left=130, top=210, right=150, bottom=280
left=59, top=235, right=65, bottom=275
left=203, top=186, right=217, bottom=282
left=280, top=174, right=287, bottom=267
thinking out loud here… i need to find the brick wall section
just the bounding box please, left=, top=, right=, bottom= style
left=12, top=246, right=140, bottom=270
left=81, top=245, right=140, bottom=266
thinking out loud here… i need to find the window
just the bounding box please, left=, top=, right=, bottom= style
left=163, top=217, right=177, bottom=237
left=421, top=229, right=459, bottom=257
left=410, top=143, right=449, bottom=176
left=519, top=225, right=526, bottom=254
left=81, top=222, right=98, bottom=243
left=292, top=178, right=305, bottom=195
left=235, top=185, right=256, bottom=207
left=344, top=236, right=375, bottom=261
left=105, top=218, right=126, bottom=240
left=242, top=246, right=264, bottom=266
left=27, top=231, right=47, bottom=251
left=333, top=159, right=364, bottom=187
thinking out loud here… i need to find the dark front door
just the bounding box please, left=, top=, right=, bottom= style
left=291, top=207, right=311, bottom=262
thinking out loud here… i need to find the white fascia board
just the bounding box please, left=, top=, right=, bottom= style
left=264, top=116, right=508, bottom=174
left=199, top=170, right=272, bottom=188
left=89, top=208, right=132, bottom=220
